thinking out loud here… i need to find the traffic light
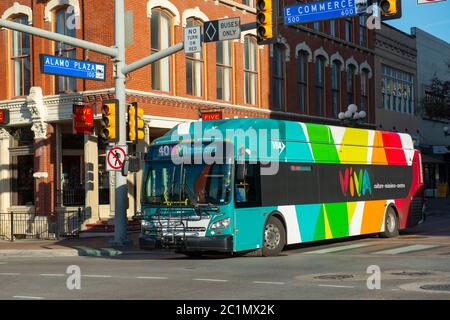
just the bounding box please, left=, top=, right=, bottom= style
left=256, top=0, right=273, bottom=44
left=127, top=102, right=145, bottom=142
left=100, top=100, right=118, bottom=142
left=379, top=0, right=402, bottom=21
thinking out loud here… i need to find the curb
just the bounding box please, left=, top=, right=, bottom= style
left=0, top=247, right=171, bottom=258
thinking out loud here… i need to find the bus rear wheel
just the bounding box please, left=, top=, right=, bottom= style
left=262, top=216, right=286, bottom=257
left=380, top=207, right=399, bottom=238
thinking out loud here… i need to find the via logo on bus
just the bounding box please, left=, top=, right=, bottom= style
left=339, top=167, right=372, bottom=197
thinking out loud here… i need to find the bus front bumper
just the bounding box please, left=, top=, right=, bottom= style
left=139, top=235, right=233, bottom=253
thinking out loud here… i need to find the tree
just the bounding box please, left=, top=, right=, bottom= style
left=422, top=77, right=450, bottom=119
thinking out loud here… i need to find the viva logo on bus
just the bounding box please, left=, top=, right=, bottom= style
left=339, top=167, right=372, bottom=197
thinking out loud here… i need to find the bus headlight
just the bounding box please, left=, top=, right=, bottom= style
left=210, top=218, right=230, bottom=230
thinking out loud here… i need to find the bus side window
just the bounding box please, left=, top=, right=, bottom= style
left=235, top=163, right=261, bottom=207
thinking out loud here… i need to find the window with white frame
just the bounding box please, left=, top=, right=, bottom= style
left=297, top=51, right=308, bottom=114
left=346, top=65, right=356, bottom=106
left=360, top=69, right=369, bottom=113
left=272, top=44, right=286, bottom=110
left=331, top=61, right=341, bottom=118
left=55, top=7, right=77, bottom=92
left=151, top=9, right=172, bottom=92
left=244, top=36, right=258, bottom=105
left=381, top=65, right=414, bottom=114
left=216, top=41, right=232, bottom=101
left=11, top=15, right=31, bottom=97
left=359, top=16, right=366, bottom=47
left=315, top=56, right=325, bottom=116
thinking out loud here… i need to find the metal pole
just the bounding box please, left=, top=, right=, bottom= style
left=111, top=0, right=130, bottom=246
left=122, top=42, right=184, bottom=75
left=0, top=19, right=117, bottom=57
left=10, top=212, right=13, bottom=243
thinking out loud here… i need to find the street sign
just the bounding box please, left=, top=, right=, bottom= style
left=184, top=26, right=202, bottom=54
left=106, top=145, right=127, bottom=171
left=204, top=17, right=241, bottom=43
left=73, top=103, right=94, bottom=135
left=418, top=0, right=446, bottom=3
left=284, top=0, right=369, bottom=26
left=40, top=54, right=106, bottom=81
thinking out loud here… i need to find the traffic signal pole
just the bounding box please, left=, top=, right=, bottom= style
left=0, top=2, right=257, bottom=247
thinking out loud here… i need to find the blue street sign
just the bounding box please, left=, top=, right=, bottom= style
left=40, top=54, right=106, bottom=81
left=284, top=0, right=369, bottom=26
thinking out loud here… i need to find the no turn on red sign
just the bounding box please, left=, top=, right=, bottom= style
left=106, top=145, right=127, bottom=171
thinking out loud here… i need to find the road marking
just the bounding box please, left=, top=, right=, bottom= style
left=318, top=284, right=354, bottom=289
left=0, top=273, right=20, bottom=276
left=136, top=276, right=168, bottom=280
left=82, top=274, right=112, bottom=278
left=304, top=243, right=373, bottom=254
left=13, top=296, right=44, bottom=300
left=193, top=278, right=229, bottom=282
left=40, top=274, right=65, bottom=277
left=372, top=244, right=439, bottom=255
left=253, top=281, right=285, bottom=285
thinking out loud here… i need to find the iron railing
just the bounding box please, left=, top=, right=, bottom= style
left=0, top=209, right=86, bottom=242
left=56, top=188, right=85, bottom=207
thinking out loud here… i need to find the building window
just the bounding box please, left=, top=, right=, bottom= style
left=359, top=16, right=366, bottom=47
left=297, top=51, right=308, bottom=113
left=313, top=22, right=320, bottom=31
left=315, top=57, right=325, bottom=116
left=244, top=36, right=258, bottom=105
left=242, top=0, right=255, bottom=7
left=11, top=16, right=31, bottom=97
left=216, top=41, right=232, bottom=101
left=186, top=18, right=203, bottom=97
left=360, top=69, right=369, bottom=113
left=331, top=61, right=341, bottom=118
left=330, top=20, right=337, bottom=37
left=346, top=65, right=355, bottom=106
left=272, top=44, right=286, bottom=110
left=151, top=9, right=171, bottom=92
left=55, top=7, right=77, bottom=93
left=10, top=127, right=34, bottom=206
left=345, top=18, right=353, bottom=42
left=382, top=65, right=414, bottom=114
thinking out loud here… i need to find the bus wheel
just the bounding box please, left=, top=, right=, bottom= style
left=380, top=207, right=399, bottom=238
left=262, top=216, right=286, bottom=257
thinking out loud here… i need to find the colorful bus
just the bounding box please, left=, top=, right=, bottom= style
left=139, top=118, right=424, bottom=256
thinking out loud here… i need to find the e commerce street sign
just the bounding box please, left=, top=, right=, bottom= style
left=40, top=54, right=106, bottom=81
left=284, top=0, right=369, bottom=26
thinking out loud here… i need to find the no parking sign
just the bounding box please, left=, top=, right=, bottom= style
left=106, top=145, right=127, bottom=171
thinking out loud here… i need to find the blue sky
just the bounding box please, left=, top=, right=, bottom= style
left=386, top=0, right=450, bottom=43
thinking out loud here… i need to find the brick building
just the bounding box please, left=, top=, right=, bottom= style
left=0, top=0, right=374, bottom=229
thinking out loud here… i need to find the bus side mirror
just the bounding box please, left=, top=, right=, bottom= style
left=236, top=164, right=246, bottom=182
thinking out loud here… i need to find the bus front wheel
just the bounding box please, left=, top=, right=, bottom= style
left=262, top=216, right=286, bottom=257
left=380, top=206, right=399, bottom=238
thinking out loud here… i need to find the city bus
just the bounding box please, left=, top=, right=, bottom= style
left=139, top=118, right=424, bottom=257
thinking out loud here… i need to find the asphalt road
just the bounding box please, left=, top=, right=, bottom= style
left=1, top=208, right=450, bottom=300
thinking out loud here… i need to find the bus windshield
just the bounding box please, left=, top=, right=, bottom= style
left=142, top=161, right=232, bottom=206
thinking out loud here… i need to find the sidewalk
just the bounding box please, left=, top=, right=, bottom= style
left=0, top=233, right=164, bottom=258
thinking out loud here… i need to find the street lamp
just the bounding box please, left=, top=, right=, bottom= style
left=338, top=104, right=366, bottom=127
left=443, top=126, right=450, bottom=136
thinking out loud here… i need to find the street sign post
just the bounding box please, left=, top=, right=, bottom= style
left=284, top=0, right=369, bottom=25
left=204, top=17, right=241, bottom=42
left=184, top=26, right=202, bottom=54
left=106, top=145, right=128, bottom=172
left=40, top=54, right=106, bottom=81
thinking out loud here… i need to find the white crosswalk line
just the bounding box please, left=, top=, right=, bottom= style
left=371, top=244, right=439, bottom=255
left=304, top=243, right=373, bottom=254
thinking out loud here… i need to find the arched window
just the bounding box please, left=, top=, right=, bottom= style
left=315, top=56, right=325, bottom=116
left=346, top=65, right=356, bottom=106
left=297, top=51, right=308, bottom=113
left=151, top=9, right=172, bottom=92
left=272, top=44, right=286, bottom=110
left=216, top=40, right=232, bottom=101
left=360, top=69, right=369, bottom=113
left=331, top=61, right=341, bottom=118
left=11, top=15, right=31, bottom=97
left=244, top=36, right=258, bottom=105
left=186, top=18, right=203, bottom=97
left=55, top=6, right=77, bottom=92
